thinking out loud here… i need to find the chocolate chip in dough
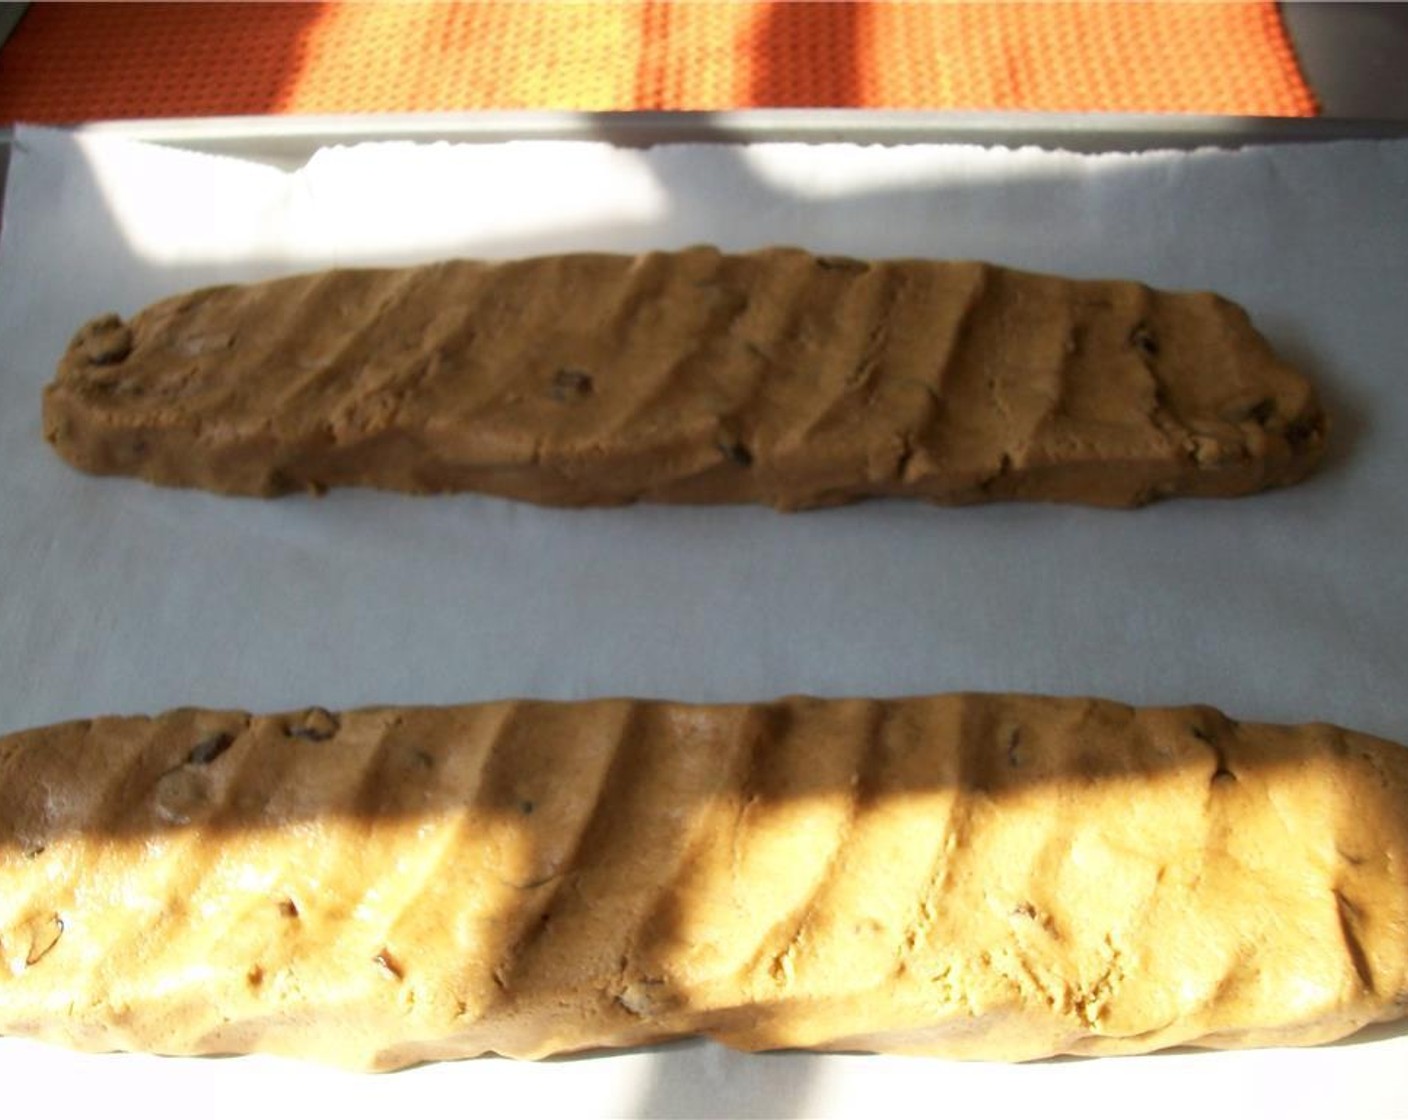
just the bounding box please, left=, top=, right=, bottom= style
left=76, top=314, right=134, bottom=366
left=1006, top=728, right=1024, bottom=769
left=187, top=731, right=234, bottom=766
left=717, top=436, right=754, bottom=467
left=550, top=368, right=594, bottom=401
left=1130, top=324, right=1160, bottom=360
left=285, top=708, right=339, bottom=742
left=816, top=255, right=868, bottom=273
left=1284, top=416, right=1322, bottom=452
left=1245, top=398, right=1277, bottom=426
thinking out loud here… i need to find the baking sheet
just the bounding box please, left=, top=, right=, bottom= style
left=20, top=108, right=1408, bottom=167
left=1, top=125, right=1407, bottom=1117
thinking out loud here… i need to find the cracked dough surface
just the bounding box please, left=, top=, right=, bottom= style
left=1, top=694, right=1405, bottom=1070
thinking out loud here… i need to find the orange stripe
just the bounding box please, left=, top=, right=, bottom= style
left=0, top=2, right=1316, bottom=123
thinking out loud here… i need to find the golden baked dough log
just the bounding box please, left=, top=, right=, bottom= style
left=1, top=695, right=1404, bottom=1070
left=43, top=248, right=1326, bottom=509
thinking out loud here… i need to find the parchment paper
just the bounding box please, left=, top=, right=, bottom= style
left=1, top=125, right=1406, bottom=1118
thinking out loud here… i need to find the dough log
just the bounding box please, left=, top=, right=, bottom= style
left=43, top=249, right=1326, bottom=509
left=1, top=694, right=1404, bottom=1070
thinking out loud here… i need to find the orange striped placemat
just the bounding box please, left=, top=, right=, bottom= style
left=0, top=2, right=1317, bottom=123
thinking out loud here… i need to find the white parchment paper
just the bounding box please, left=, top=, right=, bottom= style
left=1, top=126, right=1406, bottom=1118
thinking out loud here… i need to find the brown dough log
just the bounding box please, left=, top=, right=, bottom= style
left=43, top=248, right=1326, bottom=509
left=1, top=694, right=1404, bottom=1070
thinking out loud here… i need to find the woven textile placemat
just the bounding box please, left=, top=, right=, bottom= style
left=0, top=2, right=1316, bottom=122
